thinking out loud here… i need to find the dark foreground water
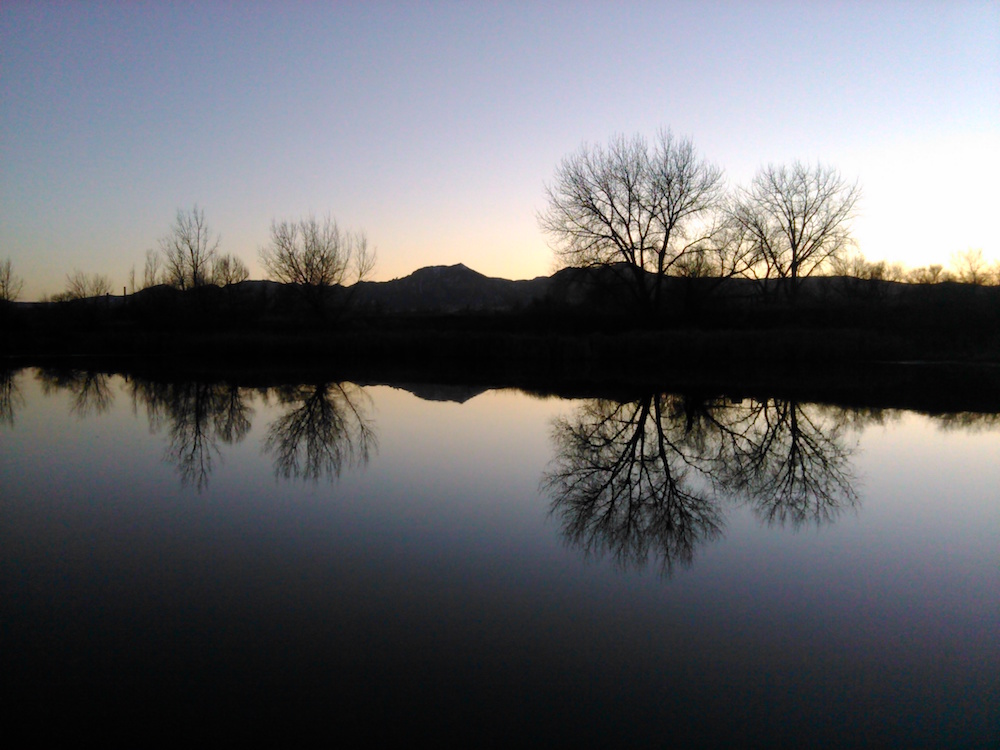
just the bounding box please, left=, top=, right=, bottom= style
left=1, top=368, right=997, bottom=745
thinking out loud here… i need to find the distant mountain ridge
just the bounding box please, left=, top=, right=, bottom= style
left=350, top=263, right=553, bottom=313
left=342, top=262, right=998, bottom=315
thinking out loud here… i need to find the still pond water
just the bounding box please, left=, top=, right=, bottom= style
left=2, top=368, right=998, bottom=744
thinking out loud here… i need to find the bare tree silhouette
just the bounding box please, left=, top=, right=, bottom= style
left=63, top=270, right=113, bottom=300
left=259, top=215, right=376, bottom=315
left=158, top=205, right=220, bottom=290
left=1, top=257, right=25, bottom=302
left=731, top=161, right=860, bottom=302
left=950, top=248, right=995, bottom=285
left=539, top=130, right=725, bottom=313
left=211, top=253, right=250, bottom=287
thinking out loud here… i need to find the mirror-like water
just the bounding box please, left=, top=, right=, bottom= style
left=2, top=368, right=998, bottom=744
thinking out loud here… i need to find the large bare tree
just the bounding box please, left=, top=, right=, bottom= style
left=158, top=205, right=220, bottom=290
left=539, top=130, right=725, bottom=311
left=259, top=215, right=375, bottom=312
left=731, top=162, right=860, bottom=301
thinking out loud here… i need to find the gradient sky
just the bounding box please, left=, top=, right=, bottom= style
left=2, top=1, right=997, bottom=300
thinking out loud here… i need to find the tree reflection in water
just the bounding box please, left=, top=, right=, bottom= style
left=12, top=366, right=996, bottom=578
left=129, top=379, right=254, bottom=491
left=263, top=383, right=376, bottom=482
left=128, top=378, right=376, bottom=488
left=0, top=367, right=24, bottom=427
left=37, top=368, right=114, bottom=418
left=725, top=400, right=859, bottom=527
left=545, top=395, right=862, bottom=574
left=934, top=411, right=1000, bottom=433
left=545, top=396, right=724, bottom=574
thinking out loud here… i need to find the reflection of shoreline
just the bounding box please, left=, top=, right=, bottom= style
left=9, top=362, right=1000, bottom=501
left=544, top=395, right=864, bottom=575
left=8, top=356, right=1000, bottom=414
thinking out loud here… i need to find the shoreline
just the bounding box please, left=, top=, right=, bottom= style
left=8, top=348, right=1000, bottom=415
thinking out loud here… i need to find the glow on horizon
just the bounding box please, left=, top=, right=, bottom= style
left=1, top=2, right=997, bottom=300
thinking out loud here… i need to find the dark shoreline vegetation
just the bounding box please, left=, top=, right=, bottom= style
left=4, top=265, right=1000, bottom=380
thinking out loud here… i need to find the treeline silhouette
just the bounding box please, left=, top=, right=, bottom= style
left=3, top=265, right=1000, bottom=367
left=1, top=153, right=996, bottom=365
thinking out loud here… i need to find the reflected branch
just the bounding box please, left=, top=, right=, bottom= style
left=544, top=396, right=724, bottom=575
left=263, top=382, right=377, bottom=482
left=544, top=393, right=866, bottom=573
left=0, top=367, right=24, bottom=427
left=36, top=368, right=114, bottom=417
left=725, top=401, right=860, bottom=527
left=214, top=383, right=253, bottom=444
left=129, top=378, right=254, bottom=491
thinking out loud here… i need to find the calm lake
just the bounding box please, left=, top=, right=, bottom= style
left=2, top=366, right=998, bottom=745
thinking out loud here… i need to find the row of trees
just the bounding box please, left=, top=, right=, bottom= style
left=538, top=129, right=998, bottom=308
left=141, top=207, right=374, bottom=303
left=833, top=247, right=1000, bottom=286
left=539, top=130, right=859, bottom=307
left=0, top=205, right=375, bottom=303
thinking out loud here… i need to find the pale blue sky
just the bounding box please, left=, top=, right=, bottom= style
left=2, top=1, right=997, bottom=299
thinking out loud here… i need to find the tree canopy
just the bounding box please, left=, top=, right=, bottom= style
left=731, top=161, right=861, bottom=298
left=539, top=130, right=725, bottom=310
left=260, top=216, right=375, bottom=289
left=158, top=205, right=220, bottom=290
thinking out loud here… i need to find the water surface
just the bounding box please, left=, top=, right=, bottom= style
left=2, top=368, right=997, bottom=744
